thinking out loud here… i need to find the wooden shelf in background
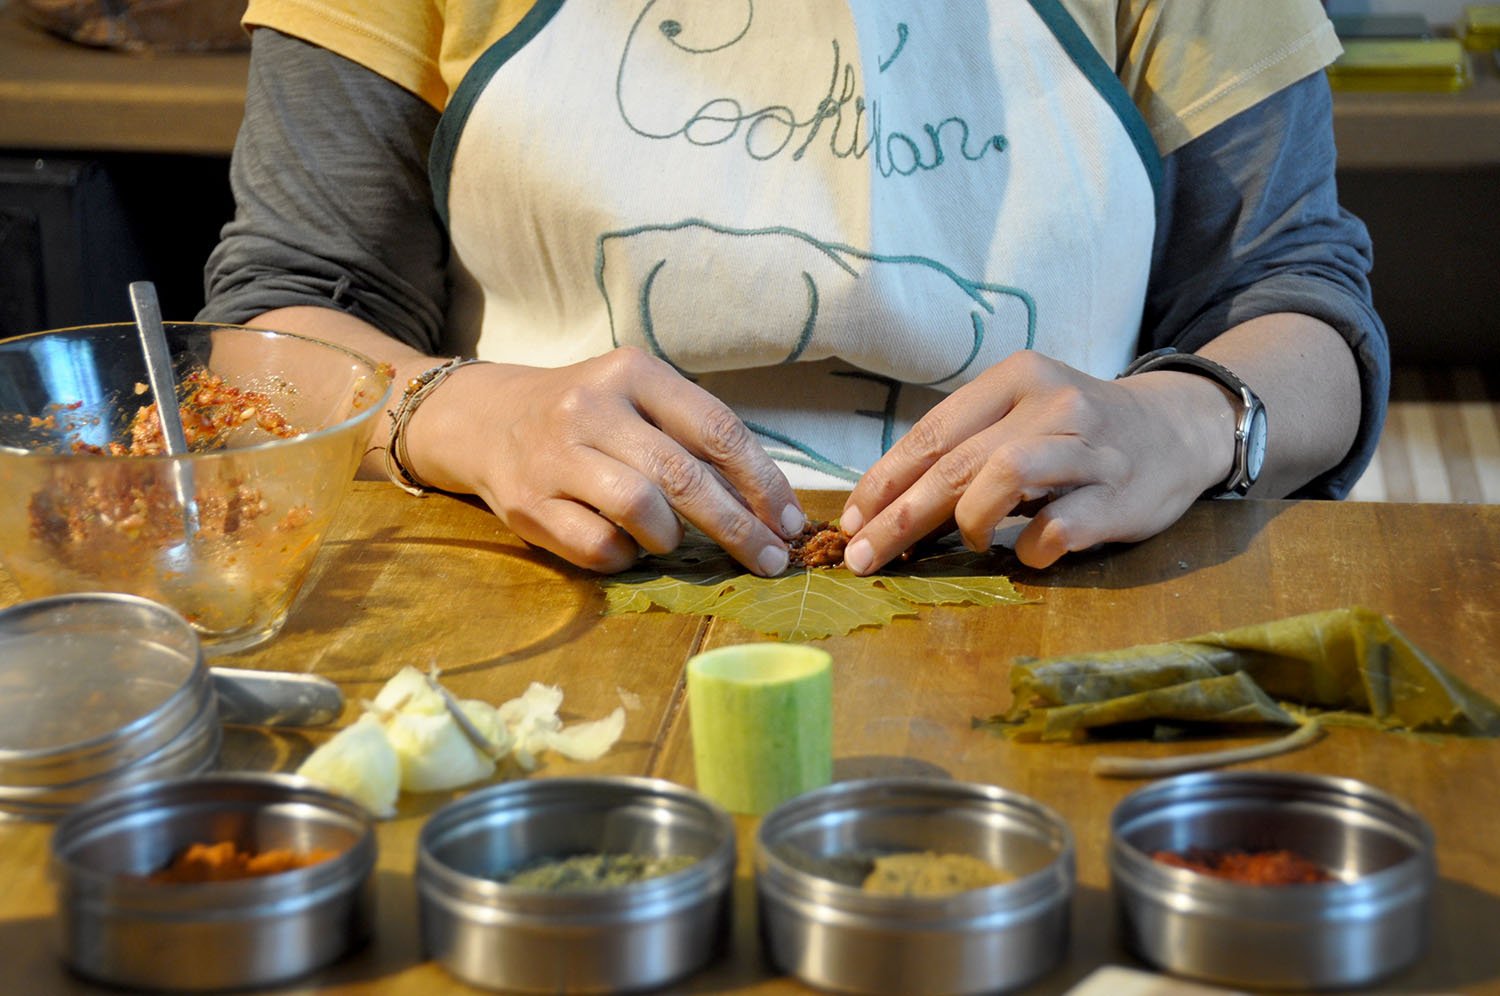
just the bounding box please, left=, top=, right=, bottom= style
left=1, top=1, right=1497, bottom=168
left=0, top=2, right=248, bottom=156
left=1332, top=53, right=1500, bottom=170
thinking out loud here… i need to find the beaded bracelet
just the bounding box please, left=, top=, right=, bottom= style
left=384, top=357, right=486, bottom=496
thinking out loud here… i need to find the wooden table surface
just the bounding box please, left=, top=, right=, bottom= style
left=2, top=485, right=1498, bottom=994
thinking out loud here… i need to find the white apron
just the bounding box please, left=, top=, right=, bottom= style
left=433, top=0, right=1160, bottom=488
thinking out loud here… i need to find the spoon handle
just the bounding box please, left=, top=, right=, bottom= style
left=129, top=281, right=191, bottom=457
left=211, top=667, right=346, bottom=728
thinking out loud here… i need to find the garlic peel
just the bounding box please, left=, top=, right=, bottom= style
left=296, top=671, right=628, bottom=818
left=546, top=706, right=627, bottom=761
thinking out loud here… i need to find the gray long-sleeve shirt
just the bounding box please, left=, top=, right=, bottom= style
left=201, top=28, right=1389, bottom=499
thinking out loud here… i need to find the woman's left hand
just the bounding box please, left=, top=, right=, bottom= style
left=837, top=349, right=1237, bottom=573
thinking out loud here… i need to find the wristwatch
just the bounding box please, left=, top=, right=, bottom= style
left=1118, top=347, right=1267, bottom=499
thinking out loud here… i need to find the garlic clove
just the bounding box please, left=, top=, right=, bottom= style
left=296, top=712, right=401, bottom=818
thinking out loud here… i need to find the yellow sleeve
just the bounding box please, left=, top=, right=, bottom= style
left=247, top=1, right=1339, bottom=149
left=243, top=0, right=536, bottom=111
left=1060, top=0, right=1343, bottom=156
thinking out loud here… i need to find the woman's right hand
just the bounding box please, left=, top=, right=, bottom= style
left=404, top=346, right=805, bottom=575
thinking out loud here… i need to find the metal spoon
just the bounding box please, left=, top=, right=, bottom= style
left=211, top=667, right=345, bottom=727
left=128, top=281, right=201, bottom=554
left=125, top=289, right=343, bottom=728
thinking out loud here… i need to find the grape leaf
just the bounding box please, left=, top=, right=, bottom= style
left=600, top=533, right=1034, bottom=640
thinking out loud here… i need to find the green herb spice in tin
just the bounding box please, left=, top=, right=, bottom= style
left=501, top=853, right=698, bottom=891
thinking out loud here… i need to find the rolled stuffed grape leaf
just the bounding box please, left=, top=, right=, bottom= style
left=987, top=606, right=1500, bottom=741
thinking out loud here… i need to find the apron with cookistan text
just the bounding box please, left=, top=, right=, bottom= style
left=432, top=0, right=1161, bottom=488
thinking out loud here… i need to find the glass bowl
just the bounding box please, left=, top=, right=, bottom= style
left=0, top=322, right=391, bottom=653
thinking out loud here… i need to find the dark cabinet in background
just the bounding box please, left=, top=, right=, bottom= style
left=0, top=156, right=146, bottom=337
left=0, top=153, right=232, bottom=339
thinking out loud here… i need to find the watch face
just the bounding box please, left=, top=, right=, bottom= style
left=1246, top=405, right=1268, bottom=481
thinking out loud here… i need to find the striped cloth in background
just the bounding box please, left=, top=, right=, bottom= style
left=1348, top=367, right=1500, bottom=504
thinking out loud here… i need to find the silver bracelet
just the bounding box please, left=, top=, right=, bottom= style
left=384, top=357, right=485, bottom=496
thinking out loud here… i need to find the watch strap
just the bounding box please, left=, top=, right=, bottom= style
left=1117, top=347, right=1266, bottom=499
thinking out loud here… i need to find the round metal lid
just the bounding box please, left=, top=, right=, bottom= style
left=0, top=593, right=210, bottom=792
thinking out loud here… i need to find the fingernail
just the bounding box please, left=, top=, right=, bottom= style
left=780, top=504, right=805, bottom=537
left=840, top=506, right=864, bottom=535
left=844, top=538, right=873, bottom=575
left=757, top=544, right=789, bottom=577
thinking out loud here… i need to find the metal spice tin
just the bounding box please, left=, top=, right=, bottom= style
left=417, top=776, right=737, bottom=993
left=50, top=772, right=377, bottom=991
left=756, top=777, right=1075, bottom=996
left=1109, top=771, right=1436, bottom=990
left=0, top=593, right=220, bottom=820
